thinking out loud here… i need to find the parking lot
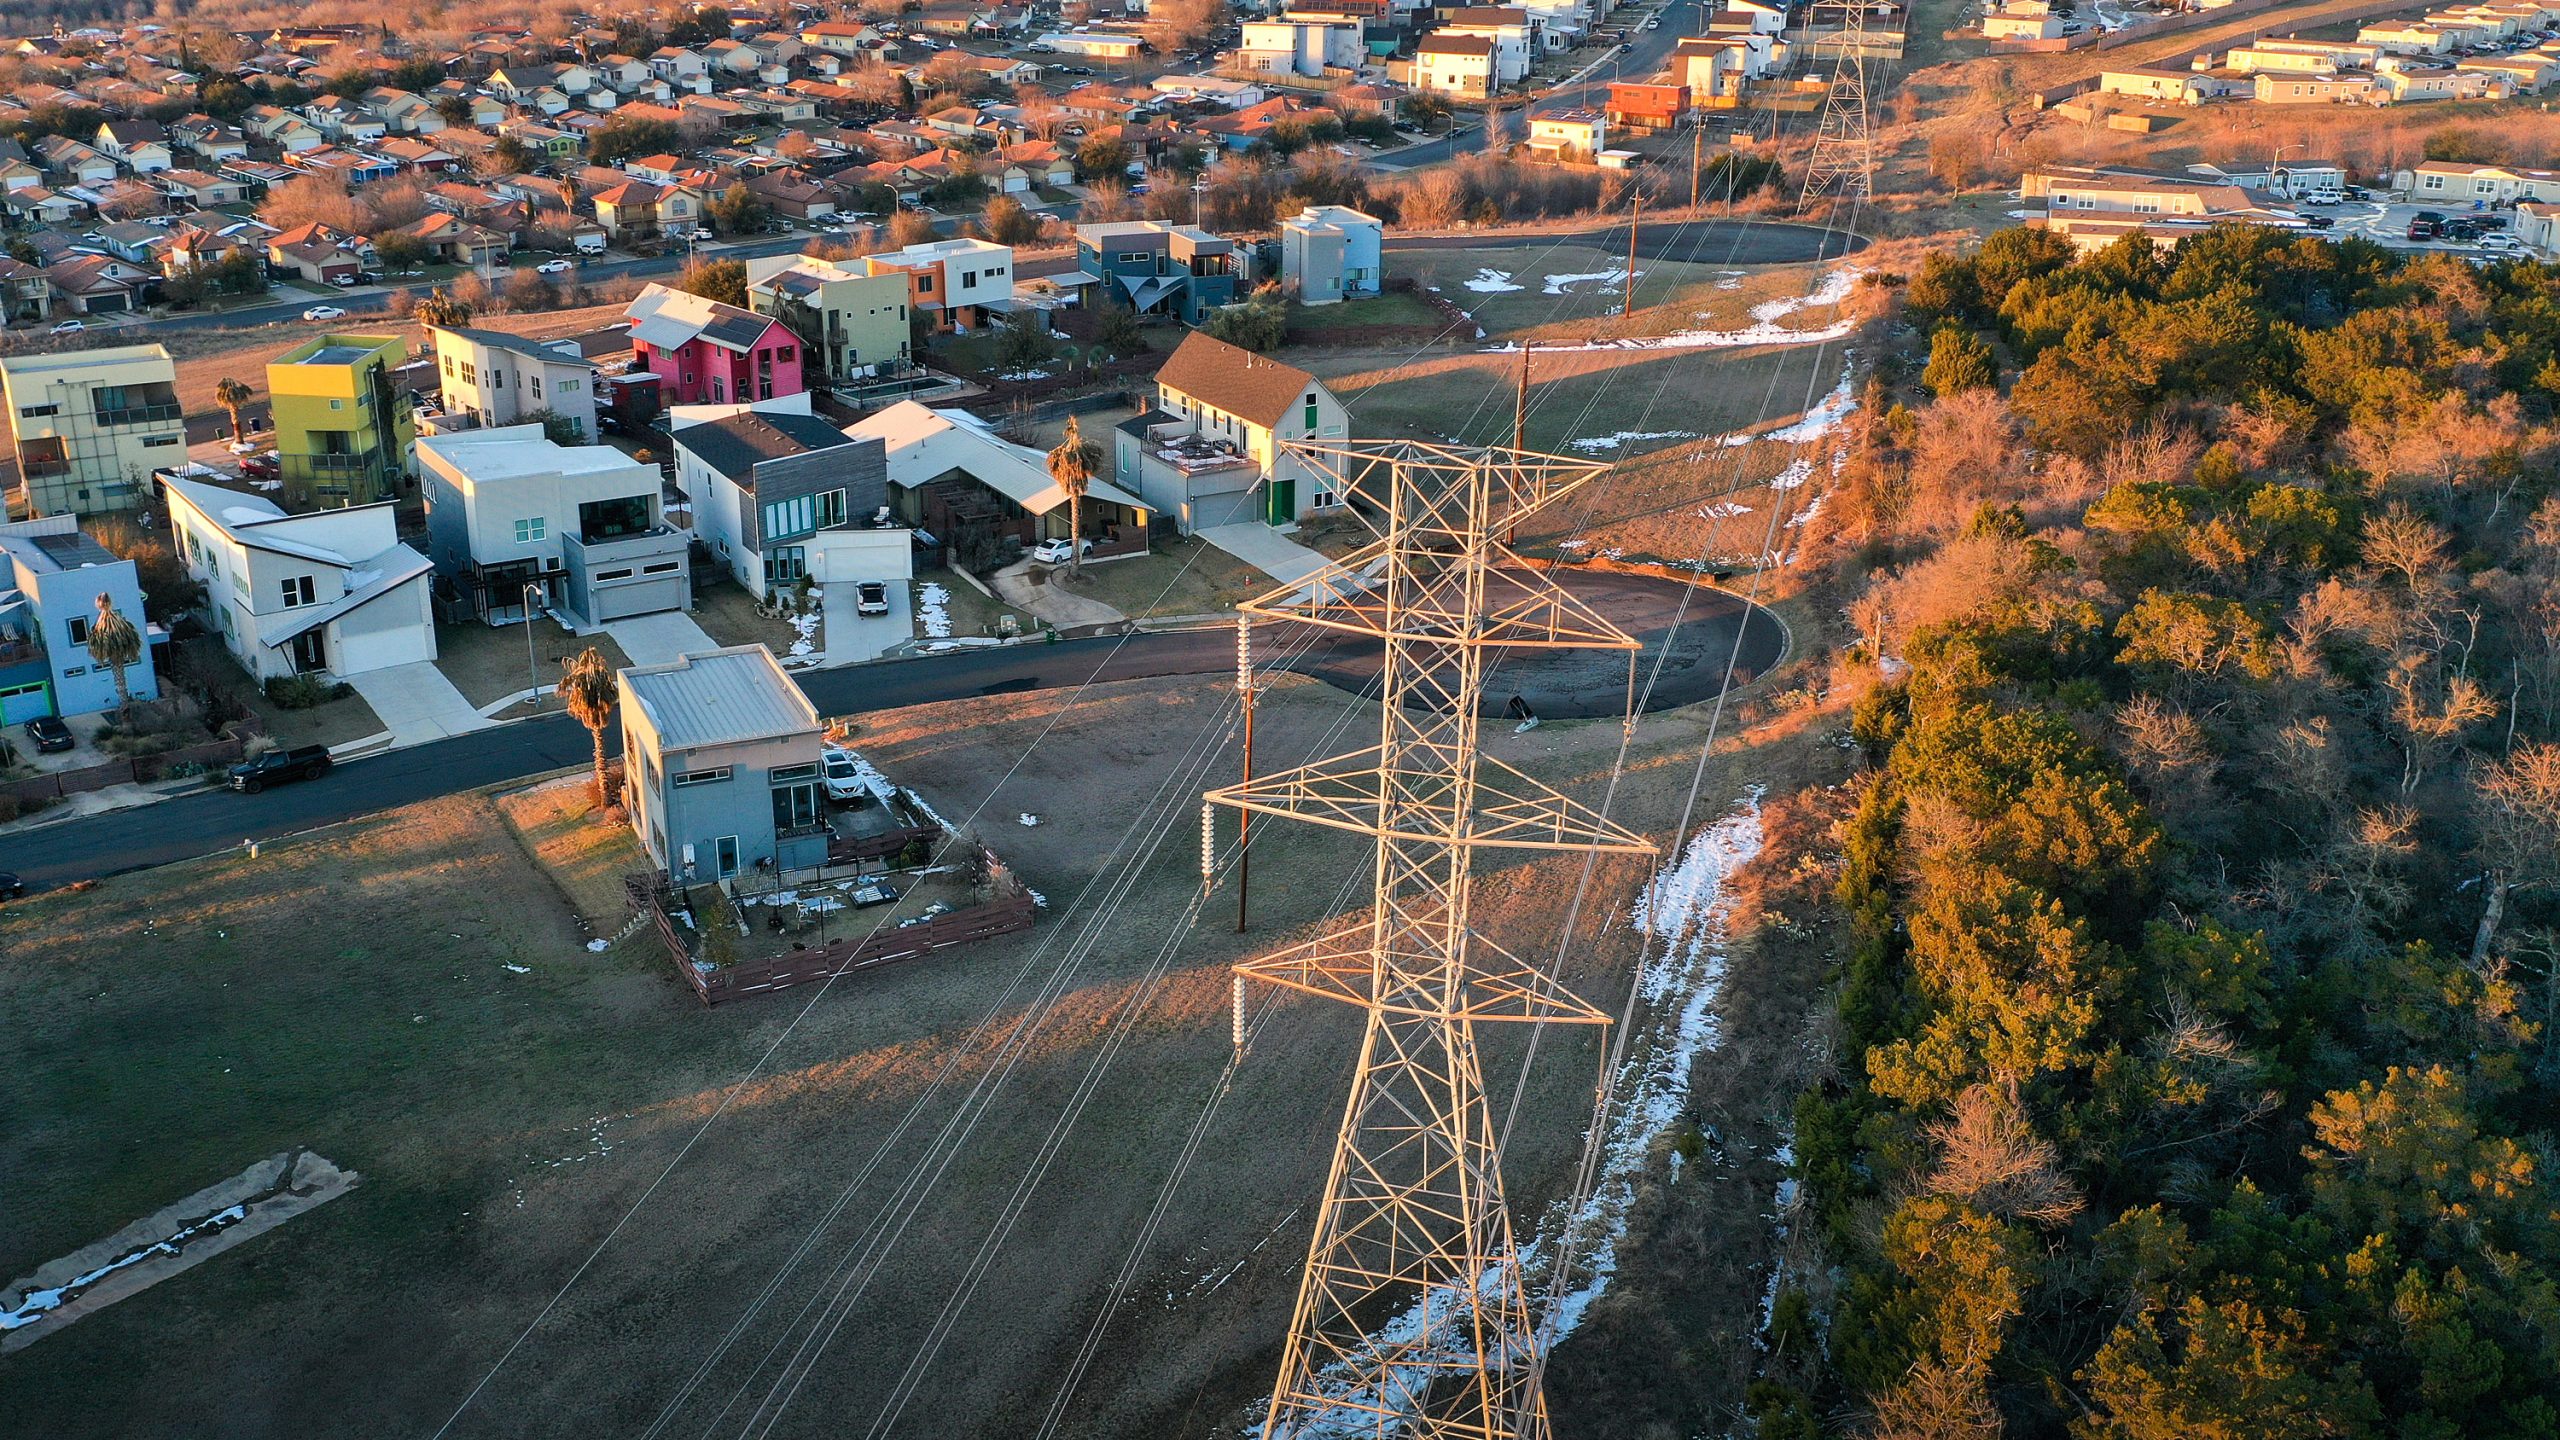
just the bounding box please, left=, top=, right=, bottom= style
left=2322, top=197, right=2544, bottom=258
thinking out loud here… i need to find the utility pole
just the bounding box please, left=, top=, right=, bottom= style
left=1235, top=614, right=1257, bottom=933
left=1798, top=0, right=1877, bottom=211
left=1622, top=188, right=1640, bottom=319
left=1207, top=437, right=1654, bottom=1440
left=1690, top=123, right=1703, bottom=207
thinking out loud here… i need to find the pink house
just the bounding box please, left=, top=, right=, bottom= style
left=624, top=284, right=805, bottom=406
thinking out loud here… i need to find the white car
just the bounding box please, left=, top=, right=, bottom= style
left=536, top=258, right=574, bottom=274
left=302, top=305, right=346, bottom=321
left=820, top=745, right=868, bottom=805
left=692, top=227, right=714, bottom=241
left=49, top=319, right=84, bottom=335
left=2479, top=234, right=2526, bottom=253
left=1030, top=537, right=1091, bottom=565
left=856, top=580, right=890, bottom=616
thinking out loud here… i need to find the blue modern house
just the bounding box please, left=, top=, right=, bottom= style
left=0, top=514, right=160, bottom=724
left=620, top=645, right=830, bottom=885
left=1072, top=221, right=1243, bottom=326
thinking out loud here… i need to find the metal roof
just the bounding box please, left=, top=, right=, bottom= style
left=623, top=644, right=820, bottom=752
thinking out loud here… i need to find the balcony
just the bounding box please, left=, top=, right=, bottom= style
left=95, top=403, right=184, bottom=428
left=1143, top=423, right=1258, bottom=478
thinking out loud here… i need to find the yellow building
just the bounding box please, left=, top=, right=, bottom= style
left=267, top=333, right=416, bottom=509
left=0, top=344, right=186, bottom=518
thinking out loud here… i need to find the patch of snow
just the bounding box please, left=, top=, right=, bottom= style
left=1768, top=457, right=1815, bottom=491
left=1567, top=429, right=1699, bottom=454
left=997, top=367, right=1053, bottom=381
left=1543, top=266, right=1635, bottom=295
left=1464, top=268, right=1525, bottom=293
left=1488, top=266, right=1867, bottom=357
left=504, top=963, right=533, bottom=973
left=1269, top=795, right=1767, bottom=1434
left=585, top=938, right=611, bottom=952
left=917, top=581, right=953, bottom=640
left=1749, top=264, right=1862, bottom=323
left=2, top=1203, right=249, bottom=1332
left=1555, top=538, right=1591, bottom=552
left=785, top=588, right=823, bottom=661
left=1784, top=491, right=1829, bottom=531
left=1019, top=812, right=1042, bottom=826
left=1698, top=501, right=1752, bottom=520
left=1716, top=358, right=1858, bottom=450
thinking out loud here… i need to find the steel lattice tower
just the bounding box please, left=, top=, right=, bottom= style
left=1207, top=440, right=1656, bottom=1439
left=1798, top=1, right=1877, bottom=209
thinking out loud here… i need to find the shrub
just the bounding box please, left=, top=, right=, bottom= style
left=263, top=674, right=354, bottom=709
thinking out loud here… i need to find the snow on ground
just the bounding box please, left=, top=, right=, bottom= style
left=1716, top=358, right=1858, bottom=449
left=1465, top=268, right=1525, bottom=293
left=1543, top=266, right=1637, bottom=295
left=1568, top=428, right=1700, bottom=453
left=997, top=368, right=1053, bottom=381
left=1259, top=794, right=1768, bottom=1435
left=1699, top=500, right=1753, bottom=520
left=1484, top=266, right=1867, bottom=355
left=917, top=581, right=953, bottom=640
left=782, top=587, right=823, bottom=668
left=2, top=1203, right=248, bottom=1331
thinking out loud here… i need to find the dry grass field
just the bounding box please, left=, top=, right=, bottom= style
left=0, top=661, right=1854, bottom=1440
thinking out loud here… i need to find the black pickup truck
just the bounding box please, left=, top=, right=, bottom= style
left=227, top=745, right=334, bottom=794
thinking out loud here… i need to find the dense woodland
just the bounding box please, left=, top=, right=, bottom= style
left=1762, top=228, right=2560, bottom=1437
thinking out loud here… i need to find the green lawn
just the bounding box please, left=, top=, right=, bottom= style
left=1286, top=291, right=1444, bottom=332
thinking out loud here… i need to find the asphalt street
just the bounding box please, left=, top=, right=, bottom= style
left=1392, top=221, right=1866, bottom=265
left=0, top=571, right=1780, bottom=891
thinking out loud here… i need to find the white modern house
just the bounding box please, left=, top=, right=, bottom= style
left=1281, top=205, right=1384, bottom=305
left=414, top=426, right=691, bottom=627
left=163, top=475, right=436, bottom=681
left=425, top=325, right=602, bottom=440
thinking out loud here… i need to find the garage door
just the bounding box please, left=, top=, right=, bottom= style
left=0, top=679, right=49, bottom=725
left=1185, top=485, right=1264, bottom=534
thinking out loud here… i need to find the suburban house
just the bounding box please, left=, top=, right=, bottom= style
left=425, top=325, right=601, bottom=440
left=625, top=284, right=806, bottom=407
left=1526, top=107, right=1608, bottom=163
left=0, top=344, right=186, bottom=517
left=620, top=644, right=831, bottom=884
left=2396, top=160, right=2560, bottom=202
left=2027, top=168, right=2299, bottom=250
left=853, top=400, right=1151, bottom=559
left=415, top=426, right=690, bottom=627
left=1073, top=222, right=1241, bottom=326
left=43, top=255, right=155, bottom=316
left=1437, top=8, right=1538, bottom=83
left=1607, top=81, right=1690, bottom=134
left=163, top=475, right=436, bottom=682
left=267, top=334, right=416, bottom=509
left=33, top=135, right=119, bottom=188
left=0, top=258, right=55, bottom=326
left=1114, top=332, right=1349, bottom=533
left=1238, top=16, right=1367, bottom=75
left=95, top=120, right=174, bottom=173
left=1281, top=205, right=1385, bottom=305
left=744, top=254, right=914, bottom=382
left=264, top=221, right=372, bottom=286
left=591, top=178, right=705, bottom=242
left=861, top=237, right=1014, bottom=333
left=1412, top=33, right=1499, bottom=99
left=394, top=212, right=509, bottom=270
left=0, top=514, right=160, bottom=722
left=671, top=404, right=893, bottom=598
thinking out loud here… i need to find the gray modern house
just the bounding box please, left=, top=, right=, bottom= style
left=621, top=644, right=831, bottom=884
left=671, top=408, right=889, bottom=599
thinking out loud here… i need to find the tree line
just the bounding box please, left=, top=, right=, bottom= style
left=1762, top=227, right=2560, bottom=1438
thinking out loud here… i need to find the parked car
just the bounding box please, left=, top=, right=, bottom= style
left=302, top=304, right=347, bottom=321
left=2302, top=214, right=2334, bottom=230
left=240, top=451, right=280, bottom=480
left=821, top=745, right=869, bottom=805
left=1030, top=537, right=1091, bottom=564
left=2479, top=233, right=2525, bottom=252
left=24, top=714, right=74, bottom=754
left=537, top=258, right=574, bottom=274
left=227, top=744, right=333, bottom=793
left=856, top=580, right=890, bottom=616
left=49, top=319, right=84, bottom=335
left=2409, top=217, right=2441, bottom=240
left=0, top=872, right=22, bottom=902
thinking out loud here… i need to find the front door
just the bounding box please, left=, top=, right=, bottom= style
left=1265, top=477, right=1296, bottom=527
left=288, top=630, right=327, bottom=674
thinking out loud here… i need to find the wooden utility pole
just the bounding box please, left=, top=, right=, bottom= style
left=1691, top=125, right=1703, bottom=207
left=1623, top=189, right=1641, bottom=319
left=1512, top=343, right=1529, bottom=452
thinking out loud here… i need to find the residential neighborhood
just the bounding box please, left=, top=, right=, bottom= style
left=16, top=0, right=2560, bottom=1436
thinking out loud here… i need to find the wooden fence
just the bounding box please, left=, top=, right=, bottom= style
left=827, top=822, right=943, bottom=866
left=644, top=885, right=1039, bottom=1006
left=0, top=735, right=247, bottom=807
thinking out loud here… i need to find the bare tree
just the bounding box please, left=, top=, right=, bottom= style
left=1924, top=1083, right=2085, bottom=1228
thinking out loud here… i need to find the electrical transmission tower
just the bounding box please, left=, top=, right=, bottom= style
left=1798, top=0, right=1877, bottom=209
left=1207, top=440, right=1656, bottom=1439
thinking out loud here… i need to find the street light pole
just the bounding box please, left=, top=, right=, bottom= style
left=523, top=581, right=542, bottom=709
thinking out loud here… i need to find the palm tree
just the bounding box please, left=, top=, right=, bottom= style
left=86, top=594, right=141, bottom=722
left=557, top=646, right=620, bottom=804
left=554, top=174, right=581, bottom=218
left=1046, top=416, right=1095, bottom=575
left=214, top=376, right=253, bottom=442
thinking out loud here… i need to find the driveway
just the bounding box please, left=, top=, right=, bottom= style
left=990, top=557, right=1128, bottom=630
left=1196, top=523, right=1333, bottom=587
left=605, top=610, right=722, bottom=667
left=345, top=662, right=487, bottom=746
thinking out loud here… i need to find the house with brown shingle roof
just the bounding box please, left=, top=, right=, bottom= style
left=1115, top=331, right=1351, bottom=532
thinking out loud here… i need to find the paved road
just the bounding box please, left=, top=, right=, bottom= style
left=0, top=571, right=1779, bottom=890
left=1393, top=220, right=1865, bottom=265
left=1373, top=0, right=1716, bottom=171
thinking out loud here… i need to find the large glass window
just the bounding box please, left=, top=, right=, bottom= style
left=578, top=495, right=652, bottom=540
left=765, top=545, right=807, bottom=586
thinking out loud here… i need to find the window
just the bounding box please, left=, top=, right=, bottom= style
left=714, top=835, right=740, bottom=877
left=674, top=765, right=733, bottom=786
left=594, top=567, right=634, bottom=581
left=644, top=560, right=681, bottom=574
left=709, top=374, right=725, bottom=401
left=329, top=398, right=343, bottom=409
left=280, top=575, right=316, bottom=607
left=772, top=779, right=822, bottom=833
left=815, top=488, right=846, bottom=528
left=66, top=615, right=90, bottom=645
left=1118, top=250, right=1150, bottom=264
left=1302, top=395, right=1317, bottom=431
left=778, top=345, right=795, bottom=362
left=145, top=433, right=181, bottom=448
left=17, top=403, right=56, bottom=419
left=763, top=494, right=816, bottom=539
left=765, top=545, right=807, bottom=585
left=513, top=517, right=547, bottom=543
left=459, top=361, right=478, bottom=384
left=770, top=762, right=820, bottom=782
left=530, top=375, right=543, bottom=398
left=559, top=378, right=580, bottom=393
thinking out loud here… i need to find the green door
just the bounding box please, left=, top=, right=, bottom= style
left=1265, top=478, right=1296, bottom=526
